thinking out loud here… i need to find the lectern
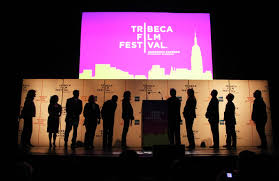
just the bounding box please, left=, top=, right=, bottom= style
left=142, top=100, right=169, bottom=149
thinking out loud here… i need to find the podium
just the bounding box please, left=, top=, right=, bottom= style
left=142, top=100, right=169, bottom=149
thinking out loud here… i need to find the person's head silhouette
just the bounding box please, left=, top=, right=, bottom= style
left=123, top=91, right=131, bottom=101
left=73, top=90, right=79, bottom=99
left=50, top=95, right=59, bottom=104
left=187, top=88, right=194, bottom=97
left=170, top=88, right=176, bottom=97
left=253, top=90, right=262, bottom=99
left=88, top=95, right=95, bottom=103
left=211, top=89, right=218, bottom=98
left=226, top=93, right=234, bottom=102
left=26, top=89, right=36, bottom=100
left=112, top=95, right=118, bottom=103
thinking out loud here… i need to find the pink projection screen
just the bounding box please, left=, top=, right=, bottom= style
left=79, top=12, right=213, bottom=80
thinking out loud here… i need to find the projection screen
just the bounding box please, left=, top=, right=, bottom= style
left=79, top=12, right=213, bottom=80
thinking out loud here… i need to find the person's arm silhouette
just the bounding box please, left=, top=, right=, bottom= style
left=97, top=104, right=101, bottom=124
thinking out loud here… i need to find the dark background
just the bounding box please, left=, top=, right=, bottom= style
left=15, top=2, right=278, bottom=150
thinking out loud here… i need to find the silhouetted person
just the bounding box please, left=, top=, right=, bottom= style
left=252, top=90, right=267, bottom=149
left=47, top=95, right=62, bottom=149
left=101, top=95, right=118, bottom=150
left=206, top=89, right=219, bottom=148
left=167, top=88, right=181, bottom=145
left=20, top=90, right=36, bottom=148
left=121, top=91, right=134, bottom=148
left=183, top=88, right=196, bottom=149
left=16, top=148, right=34, bottom=181
left=83, top=95, right=100, bottom=150
left=64, top=90, right=82, bottom=149
left=238, top=150, right=257, bottom=181
left=239, top=151, right=274, bottom=181
left=223, top=93, right=236, bottom=149
left=119, top=150, right=139, bottom=181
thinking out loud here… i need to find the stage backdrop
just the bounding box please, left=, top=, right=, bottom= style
left=18, top=79, right=272, bottom=148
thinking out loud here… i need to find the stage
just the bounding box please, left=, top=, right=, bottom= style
left=22, top=146, right=271, bottom=157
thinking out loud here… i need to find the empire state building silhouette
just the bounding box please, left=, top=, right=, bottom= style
left=191, top=32, right=203, bottom=74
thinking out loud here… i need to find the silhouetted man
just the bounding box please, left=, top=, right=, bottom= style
left=101, top=95, right=118, bottom=150
left=224, top=93, right=236, bottom=149
left=64, top=90, right=82, bottom=149
left=252, top=90, right=267, bottom=149
left=167, top=88, right=181, bottom=145
left=121, top=91, right=134, bottom=148
left=20, top=90, right=36, bottom=148
left=183, top=88, right=196, bottom=149
left=206, top=89, right=219, bottom=148
left=83, top=95, right=100, bottom=150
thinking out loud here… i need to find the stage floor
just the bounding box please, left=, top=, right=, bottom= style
left=24, top=146, right=271, bottom=158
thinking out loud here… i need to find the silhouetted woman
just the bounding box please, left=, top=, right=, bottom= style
left=224, top=93, right=236, bottom=149
left=47, top=95, right=62, bottom=148
left=121, top=91, right=134, bottom=148
left=20, top=89, right=36, bottom=148
left=252, top=90, right=267, bottom=149
left=83, top=95, right=100, bottom=150
left=183, top=88, right=197, bottom=149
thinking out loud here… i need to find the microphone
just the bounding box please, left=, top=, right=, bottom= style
left=158, top=91, right=163, bottom=100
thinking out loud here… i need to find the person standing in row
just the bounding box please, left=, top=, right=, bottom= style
left=121, top=91, right=134, bottom=149
left=64, top=90, right=83, bottom=149
left=252, top=90, right=267, bottom=149
left=206, top=89, right=220, bottom=149
left=20, top=89, right=36, bottom=148
left=224, top=93, right=236, bottom=149
left=101, top=95, right=118, bottom=150
left=47, top=95, right=62, bottom=149
left=83, top=95, right=100, bottom=150
left=183, top=88, right=197, bottom=149
left=167, top=88, right=181, bottom=145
